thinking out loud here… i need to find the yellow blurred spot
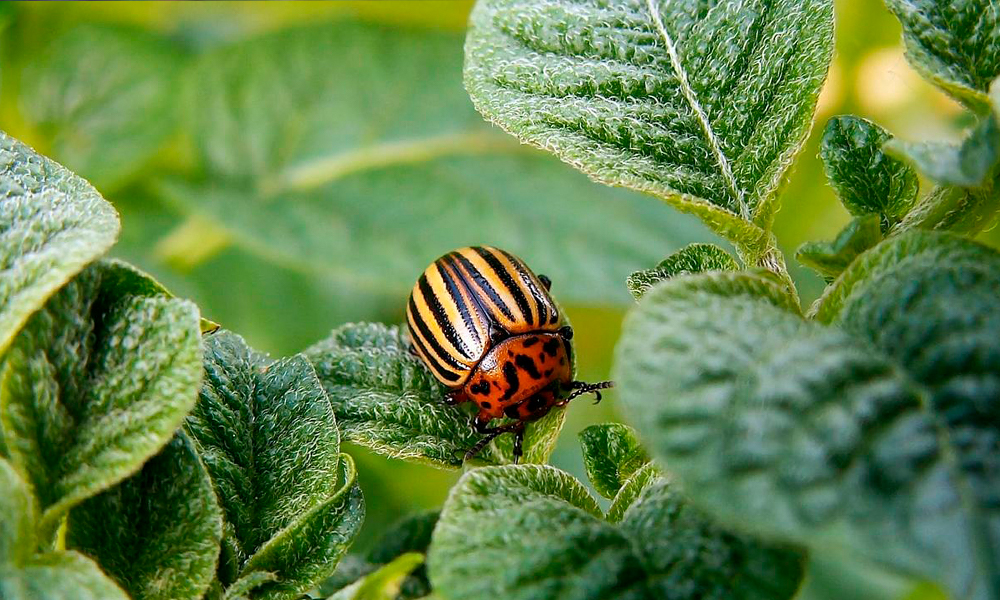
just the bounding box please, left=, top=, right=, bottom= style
left=855, top=47, right=925, bottom=113
left=816, top=59, right=844, bottom=116
left=154, top=214, right=232, bottom=271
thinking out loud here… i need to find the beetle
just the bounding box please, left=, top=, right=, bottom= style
left=406, top=246, right=612, bottom=463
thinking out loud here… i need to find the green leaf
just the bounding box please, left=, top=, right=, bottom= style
left=66, top=431, right=223, bottom=600
left=427, top=465, right=805, bottom=600
left=884, top=0, right=1000, bottom=112
left=463, top=0, right=834, bottom=248
left=0, top=260, right=203, bottom=543
left=187, top=331, right=364, bottom=599
left=159, top=19, right=712, bottom=306
left=578, top=424, right=648, bottom=499
left=885, top=98, right=1000, bottom=190
left=0, top=458, right=130, bottom=599
left=320, top=509, right=436, bottom=600
left=0, top=551, right=130, bottom=600
left=820, top=116, right=919, bottom=225
left=305, top=322, right=564, bottom=468
left=327, top=553, right=425, bottom=600
left=615, top=234, right=1000, bottom=599
left=20, top=24, right=185, bottom=190
left=0, top=457, right=34, bottom=566
left=606, top=463, right=660, bottom=524
left=626, top=243, right=739, bottom=300
left=811, top=229, right=999, bottom=323
left=0, top=132, right=119, bottom=356
left=322, top=511, right=439, bottom=600
left=795, top=215, right=883, bottom=280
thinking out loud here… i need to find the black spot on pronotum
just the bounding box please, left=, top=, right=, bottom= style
left=502, top=361, right=520, bottom=400
left=514, top=354, right=542, bottom=379
left=504, top=404, right=521, bottom=419
left=542, top=338, right=561, bottom=358
left=544, top=368, right=553, bottom=377
left=481, top=401, right=492, bottom=409
left=469, top=380, right=490, bottom=396
left=559, top=358, right=566, bottom=366
left=522, top=336, right=540, bottom=347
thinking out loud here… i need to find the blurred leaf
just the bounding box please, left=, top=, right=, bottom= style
left=626, top=243, right=739, bottom=300
left=187, top=331, right=364, bottom=600
left=160, top=20, right=713, bottom=305
left=820, top=116, right=918, bottom=226
left=0, top=457, right=34, bottom=566
left=578, top=423, right=647, bottom=499
left=0, top=458, right=130, bottom=600
left=0, top=260, right=202, bottom=544
left=19, top=24, right=185, bottom=191
left=0, top=131, right=119, bottom=355
left=0, top=551, right=131, bottom=600
left=327, top=553, right=424, bottom=600
left=795, top=215, right=883, bottom=280
left=66, top=431, right=223, bottom=600
left=427, top=465, right=805, bottom=600
left=322, top=511, right=438, bottom=600
left=463, top=0, right=834, bottom=255
left=305, top=322, right=563, bottom=469
left=615, top=231, right=1000, bottom=600
left=884, top=0, right=1000, bottom=112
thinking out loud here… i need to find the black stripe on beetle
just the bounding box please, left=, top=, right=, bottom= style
left=474, top=247, right=535, bottom=325
left=418, top=274, right=475, bottom=360
left=435, top=261, right=482, bottom=347
left=407, top=297, right=465, bottom=379
left=452, top=252, right=516, bottom=321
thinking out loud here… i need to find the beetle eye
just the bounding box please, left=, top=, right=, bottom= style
left=538, top=274, right=552, bottom=290
left=558, top=326, right=573, bottom=340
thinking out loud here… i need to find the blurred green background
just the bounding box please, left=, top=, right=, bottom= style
left=0, top=1, right=993, bottom=560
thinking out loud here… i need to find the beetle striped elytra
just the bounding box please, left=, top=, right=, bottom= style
left=406, top=246, right=612, bottom=463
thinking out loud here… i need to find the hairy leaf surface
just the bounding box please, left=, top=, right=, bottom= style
left=187, top=331, right=363, bottom=599
left=305, top=322, right=564, bottom=468
left=428, top=465, right=804, bottom=600
left=66, top=432, right=222, bottom=600
left=626, top=243, right=738, bottom=300
left=20, top=25, right=184, bottom=190
left=821, top=116, right=918, bottom=225
left=160, top=20, right=712, bottom=305
left=0, top=260, right=202, bottom=541
left=885, top=0, right=1000, bottom=112
left=464, top=0, right=834, bottom=246
left=579, top=424, right=647, bottom=499
left=0, top=132, right=119, bottom=355
left=616, top=235, right=1000, bottom=599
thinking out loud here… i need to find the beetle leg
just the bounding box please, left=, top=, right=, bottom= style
left=538, top=274, right=552, bottom=290
left=512, top=424, right=525, bottom=464
left=465, top=414, right=526, bottom=463
left=562, top=380, right=614, bottom=405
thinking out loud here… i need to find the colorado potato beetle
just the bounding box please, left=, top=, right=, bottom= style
left=406, top=246, right=612, bottom=463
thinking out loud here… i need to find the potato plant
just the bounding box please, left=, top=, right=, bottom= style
left=1, top=1, right=998, bottom=600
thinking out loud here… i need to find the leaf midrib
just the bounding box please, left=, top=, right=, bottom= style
left=644, top=0, right=746, bottom=218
